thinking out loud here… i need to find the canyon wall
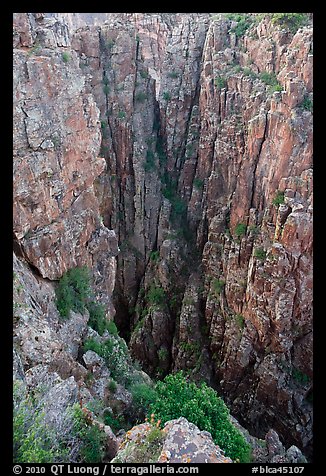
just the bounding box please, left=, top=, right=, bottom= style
left=13, top=13, right=313, bottom=458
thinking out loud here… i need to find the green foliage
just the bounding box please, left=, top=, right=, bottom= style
left=254, top=248, right=267, bottom=261
left=139, top=69, right=149, bottom=79
left=147, top=284, right=166, bottom=308
left=227, top=13, right=254, bottom=38
left=259, top=72, right=282, bottom=93
left=143, top=149, right=156, bottom=172
left=168, top=71, right=179, bottom=78
left=271, top=13, right=308, bottom=33
left=118, top=110, right=126, bottom=120
left=150, top=250, right=160, bottom=262
left=135, top=92, right=147, bottom=103
left=62, top=52, right=70, bottom=63
left=107, top=379, right=118, bottom=393
left=13, top=382, right=57, bottom=463
left=72, top=404, right=106, bottom=463
left=212, top=278, right=225, bottom=295
left=55, top=266, right=91, bottom=319
left=106, top=320, right=119, bottom=336
left=243, top=67, right=258, bottom=79
left=272, top=190, right=285, bottom=207
left=103, top=410, right=125, bottom=432
left=235, top=313, right=245, bottom=329
left=130, top=383, right=158, bottom=420
left=248, top=224, right=260, bottom=236
left=292, top=368, right=310, bottom=385
left=149, top=372, right=251, bottom=462
left=234, top=222, right=247, bottom=238
left=193, top=178, right=204, bottom=190
left=162, top=91, right=171, bottom=101
left=103, top=84, right=110, bottom=95
left=87, top=301, right=107, bottom=336
left=215, top=75, right=227, bottom=89
left=300, top=96, right=313, bottom=112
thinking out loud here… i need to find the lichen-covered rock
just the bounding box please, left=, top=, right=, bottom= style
left=111, top=417, right=232, bottom=463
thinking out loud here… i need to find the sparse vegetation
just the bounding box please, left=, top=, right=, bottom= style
left=300, top=95, right=313, bottom=112
left=135, top=92, right=147, bottom=103
left=72, top=404, right=106, bottom=463
left=254, top=248, right=267, bottom=261
left=270, top=13, right=309, bottom=33
left=147, top=284, right=166, bottom=308
left=215, top=75, right=227, bottom=89
left=193, top=178, right=204, bottom=190
left=225, top=13, right=254, bottom=38
left=234, top=222, right=247, bottom=239
left=272, top=190, right=285, bottom=207
left=235, top=313, right=245, bottom=329
left=118, top=110, right=126, bottom=120
left=149, top=250, right=160, bottom=262
left=162, top=91, right=171, bottom=101
left=212, top=278, right=225, bottom=295
left=292, top=367, right=310, bottom=385
left=62, top=52, right=70, bottom=63
left=259, top=72, right=282, bottom=93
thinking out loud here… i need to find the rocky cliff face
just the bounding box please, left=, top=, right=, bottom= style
left=13, top=12, right=313, bottom=460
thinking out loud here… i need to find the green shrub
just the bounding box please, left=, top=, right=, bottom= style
left=212, top=278, right=225, bottom=295
left=72, top=404, right=106, bottom=463
left=118, top=110, right=126, bottom=120
left=254, top=248, right=267, bottom=261
left=168, top=71, right=179, bottom=78
left=107, top=379, right=118, bottom=393
left=55, top=266, right=91, bottom=319
left=135, top=92, right=147, bottom=103
left=147, top=284, right=166, bottom=307
left=130, top=383, right=158, bottom=420
left=234, top=222, right=247, bottom=238
left=150, top=250, right=160, bottom=262
left=235, top=314, right=245, bottom=329
left=162, top=91, right=171, bottom=101
left=259, top=72, right=282, bottom=93
left=143, top=149, right=156, bottom=172
left=215, top=75, right=227, bottom=89
left=87, top=301, right=107, bottom=336
left=103, top=84, right=110, bottom=95
left=62, top=52, right=70, bottom=63
left=193, top=178, right=204, bottom=190
left=271, top=13, right=308, bottom=33
left=227, top=13, right=254, bottom=38
left=292, top=368, right=310, bottom=385
left=13, top=382, right=58, bottom=463
left=272, top=190, right=285, bottom=207
left=148, top=372, right=251, bottom=462
left=300, top=96, right=313, bottom=112
left=103, top=410, right=125, bottom=432
left=106, top=320, right=119, bottom=336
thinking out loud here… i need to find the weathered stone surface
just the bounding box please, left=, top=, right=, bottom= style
left=111, top=417, right=232, bottom=463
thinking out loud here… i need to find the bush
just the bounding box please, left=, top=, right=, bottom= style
left=55, top=266, right=91, bottom=319
left=300, top=96, right=313, bottom=112
left=259, top=72, right=282, bottom=93
left=13, top=382, right=58, bottom=463
left=62, top=52, right=70, bottom=63
left=227, top=13, right=254, bottom=38
left=254, top=248, right=267, bottom=261
left=72, top=404, right=106, bottom=463
left=271, top=13, right=308, bottom=33
left=135, top=92, right=147, bottom=103
left=147, top=284, right=166, bottom=308
left=215, top=75, right=227, bottom=89
left=272, top=190, right=285, bottom=207
left=106, top=320, right=119, bottom=336
left=87, top=301, right=107, bottom=336
left=193, top=178, right=204, bottom=190
left=148, top=372, right=251, bottom=462
left=234, top=223, right=247, bottom=238
left=212, top=278, right=225, bottom=295
left=162, top=91, right=171, bottom=101
left=130, top=383, right=158, bottom=420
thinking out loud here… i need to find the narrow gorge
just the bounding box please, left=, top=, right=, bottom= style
left=13, top=12, right=313, bottom=464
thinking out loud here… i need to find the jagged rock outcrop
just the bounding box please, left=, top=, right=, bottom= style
left=111, top=417, right=232, bottom=463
